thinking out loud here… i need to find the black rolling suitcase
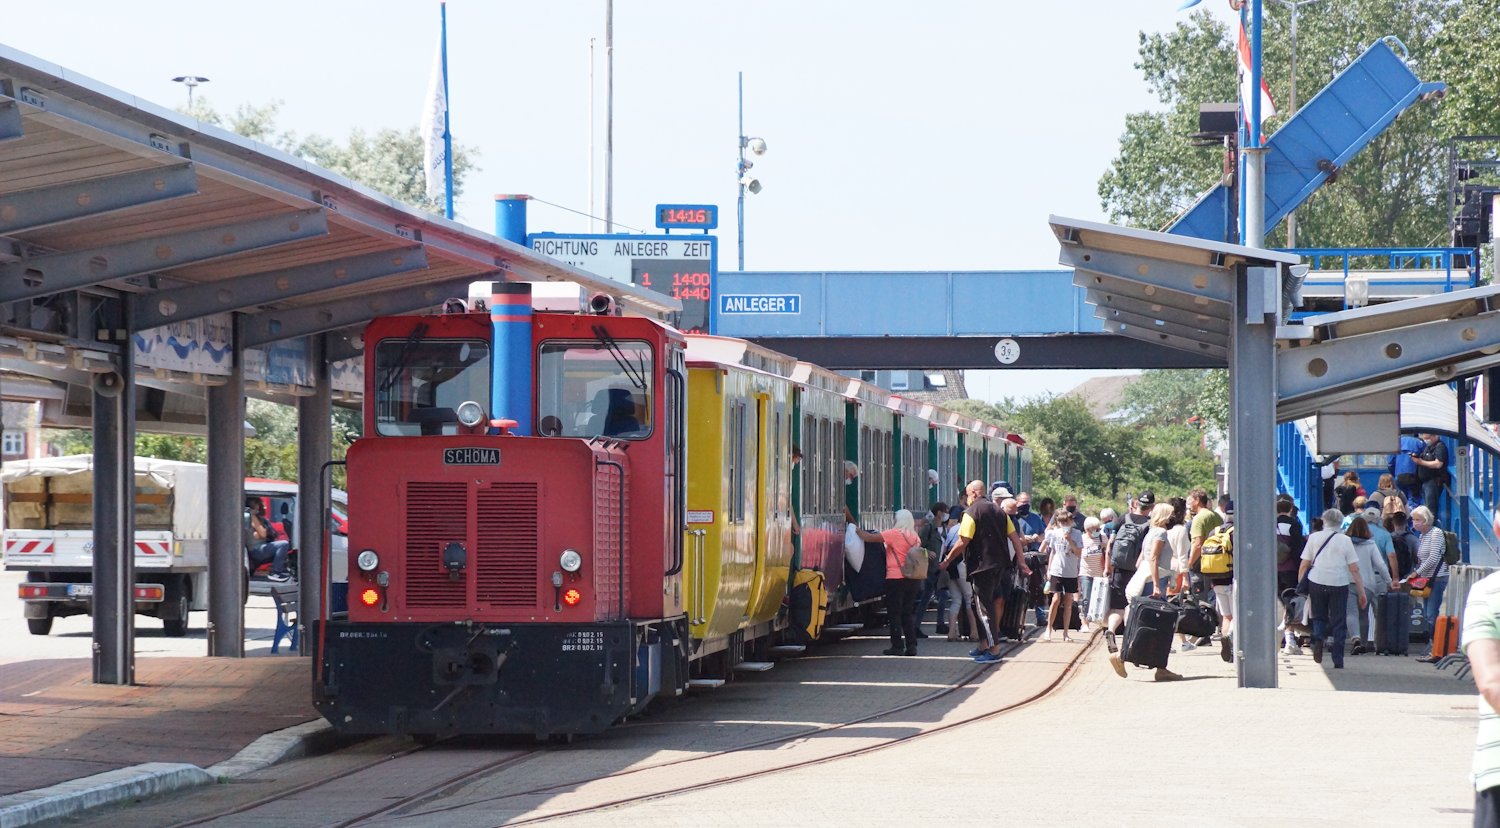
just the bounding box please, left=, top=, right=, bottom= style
left=999, top=573, right=1028, bottom=640
left=1375, top=591, right=1412, bottom=655
left=1050, top=601, right=1083, bottom=631
left=1120, top=597, right=1178, bottom=669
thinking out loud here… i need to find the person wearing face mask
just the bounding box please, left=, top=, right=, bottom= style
left=1013, top=492, right=1047, bottom=626
left=1080, top=515, right=1107, bottom=629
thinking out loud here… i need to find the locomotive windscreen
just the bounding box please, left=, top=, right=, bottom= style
left=536, top=340, right=653, bottom=440
left=374, top=337, right=491, bottom=436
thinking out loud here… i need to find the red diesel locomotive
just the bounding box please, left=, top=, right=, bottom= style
left=313, top=283, right=1028, bottom=739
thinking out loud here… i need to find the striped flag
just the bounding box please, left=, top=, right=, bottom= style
left=420, top=37, right=448, bottom=204
left=1237, top=17, right=1276, bottom=127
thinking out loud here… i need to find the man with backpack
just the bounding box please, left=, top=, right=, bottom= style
left=1391, top=433, right=1424, bottom=506
left=1186, top=488, right=1231, bottom=662
left=1101, top=491, right=1153, bottom=656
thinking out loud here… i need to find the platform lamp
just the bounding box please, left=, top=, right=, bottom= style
left=171, top=75, right=209, bottom=108
left=736, top=71, right=767, bottom=271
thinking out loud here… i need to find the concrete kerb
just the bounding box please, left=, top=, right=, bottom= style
left=0, top=720, right=341, bottom=828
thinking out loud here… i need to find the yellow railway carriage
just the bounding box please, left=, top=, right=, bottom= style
left=683, top=336, right=795, bottom=658
left=676, top=335, right=1030, bottom=670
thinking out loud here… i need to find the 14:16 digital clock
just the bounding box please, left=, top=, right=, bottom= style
left=654, top=203, right=718, bottom=230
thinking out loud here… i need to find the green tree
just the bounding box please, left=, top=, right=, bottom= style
left=186, top=97, right=479, bottom=218
left=1429, top=0, right=1500, bottom=140
left=1100, top=2, right=1456, bottom=247
left=1119, top=368, right=1228, bottom=439
left=946, top=398, right=1009, bottom=424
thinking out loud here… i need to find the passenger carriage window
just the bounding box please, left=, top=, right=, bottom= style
left=374, top=338, right=490, bottom=436
left=729, top=403, right=745, bottom=523
left=773, top=411, right=782, bottom=516
left=802, top=414, right=817, bottom=515
left=537, top=340, right=654, bottom=439
left=833, top=419, right=845, bottom=512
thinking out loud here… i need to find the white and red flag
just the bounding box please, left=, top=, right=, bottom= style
left=1237, top=17, right=1276, bottom=127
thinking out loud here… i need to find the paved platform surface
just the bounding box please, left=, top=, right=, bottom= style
left=555, top=636, right=1482, bottom=827
left=0, top=623, right=1484, bottom=827
left=0, top=656, right=318, bottom=798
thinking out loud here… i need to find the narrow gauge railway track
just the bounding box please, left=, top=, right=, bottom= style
left=161, top=741, right=540, bottom=828
left=155, top=632, right=1058, bottom=828
left=361, top=634, right=1070, bottom=827
left=487, top=633, right=1095, bottom=827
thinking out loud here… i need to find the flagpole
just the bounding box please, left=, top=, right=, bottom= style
left=441, top=1, right=455, bottom=220
left=1244, top=0, right=1265, bottom=248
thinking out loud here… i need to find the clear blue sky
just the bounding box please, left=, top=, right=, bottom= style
left=6, top=0, right=1242, bottom=402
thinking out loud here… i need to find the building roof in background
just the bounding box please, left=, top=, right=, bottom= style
left=1063, top=374, right=1139, bottom=420
left=902, top=370, right=968, bottom=404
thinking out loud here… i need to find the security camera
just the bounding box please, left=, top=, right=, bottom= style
left=748, top=137, right=767, bottom=156
left=740, top=174, right=762, bottom=194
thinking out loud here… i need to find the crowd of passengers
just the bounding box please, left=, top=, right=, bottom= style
left=850, top=476, right=1454, bottom=676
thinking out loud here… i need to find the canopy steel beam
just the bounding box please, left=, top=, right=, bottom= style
left=0, top=164, right=198, bottom=235
left=0, top=209, right=328, bottom=303
left=1062, top=246, right=1235, bottom=309
left=1085, top=288, right=1228, bottom=331
left=1277, top=350, right=1500, bottom=422
left=1096, top=321, right=1229, bottom=362
left=1071, top=270, right=1230, bottom=320
left=1093, top=306, right=1230, bottom=349
left=241, top=275, right=486, bottom=347
left=1278, top=311, right=1500, bottom=406
left=131, top=246, right=428, bottom=329
left=0, top=98, right=22, bottom=141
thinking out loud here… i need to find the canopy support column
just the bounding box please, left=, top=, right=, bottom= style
left=297, top=334, right=331, bottom=655
left=206, top=314, right=246, bottom=657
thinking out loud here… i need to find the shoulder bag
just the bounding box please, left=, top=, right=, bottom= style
left=1296, top=534, right=1335, bottom=596
left=896, top=530, right=928, bottom=580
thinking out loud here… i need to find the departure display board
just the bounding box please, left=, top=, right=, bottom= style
left=630, top=258, right=711, bottom=334
left=528, top=232, right=717, bottom=334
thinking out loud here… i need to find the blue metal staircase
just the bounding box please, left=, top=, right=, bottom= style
left=1276, top=408, right=1500, bottom=566
left=1168, top=37, right=1444, bottom=243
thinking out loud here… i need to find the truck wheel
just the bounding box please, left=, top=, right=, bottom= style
left=162, top=583, right=190, bottom=637
left=27, top=616, right=53, bottom=636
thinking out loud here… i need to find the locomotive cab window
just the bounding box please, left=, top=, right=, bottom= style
left=374, top=338, right=491, bottom=436
left=537, top=340, right=654, bottom=439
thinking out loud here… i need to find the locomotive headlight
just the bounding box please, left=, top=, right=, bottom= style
left=356, top=549, right=380, bottom=572
left=456, top=400, right=486, bottom=428
left=559, top=549, right=582, bottom=573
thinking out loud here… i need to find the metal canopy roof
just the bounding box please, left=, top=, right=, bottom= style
left=1049, top=215, right=1298, bottom=363
left=1276, top=283, right=1500, bottom=420
left=0, top=43, right=678, bottom=373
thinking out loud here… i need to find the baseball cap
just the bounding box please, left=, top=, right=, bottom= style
left=1136, top=490, right=1156, bottom=507
left=992, top=485, right=1014, bottom=499
left=1362, top=504, right=1381, bottom=519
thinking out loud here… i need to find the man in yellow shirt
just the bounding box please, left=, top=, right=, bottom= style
left=942, top=480, right=1028, bottom=664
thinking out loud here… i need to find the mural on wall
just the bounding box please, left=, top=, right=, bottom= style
left=133, top=314, right=362, bottom=392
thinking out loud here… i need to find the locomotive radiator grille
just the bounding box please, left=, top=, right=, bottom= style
left=593, top=460, right=627, bottom=618
left=476, top=482, right=539, bottom=607
left=404, top=481, right=468, bottom=608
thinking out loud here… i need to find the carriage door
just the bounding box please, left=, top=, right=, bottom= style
left=665, top=346, right=686, bottom=603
